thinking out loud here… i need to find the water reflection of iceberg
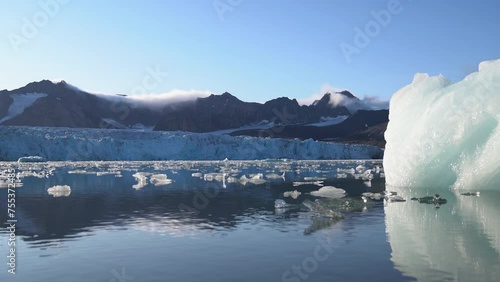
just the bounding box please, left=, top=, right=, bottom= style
left=385, top=188, right=500, bottom=282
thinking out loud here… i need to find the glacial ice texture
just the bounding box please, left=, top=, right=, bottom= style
left=384, top=59, right=500, bottom=190
left=0, top=126, right=382, bottom=161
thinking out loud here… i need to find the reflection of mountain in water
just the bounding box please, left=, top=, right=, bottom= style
left=385, top=188, right=500, bottom=282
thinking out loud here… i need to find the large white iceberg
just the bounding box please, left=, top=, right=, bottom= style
left=384, top=59, right=500, bottom=190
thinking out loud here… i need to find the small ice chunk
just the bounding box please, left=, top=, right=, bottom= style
left=362, top=192, right=374, bottom=197
left=303, top=177, right=327, bottom=181
left=284, top=190, right=302, bottom=199
left=387, top=195, right=406, bottom=202
left=132, top=172, right=149, bottom=190
left=266, top=172, right=285, bottom=180
left=150, top=174, right=173, bottom=186
left=293, top=181, right=324, bottom=187
left=337, top=168, right=355, bottom=174
left=240, top=174, right=267, bottom=185
left=310, top=186, right=346, bottom=199
left=68, top=169, right=90, bottom=174
left=336, top=173, right=348, bottom=179
left=274, top=199, right=287, bottom=208
left=355, top=165, right=366, bottom=173
left=249, top=174, right=267, bottom=185
left=47, top=185, right=71, bottom=197
left=226, top=176, right=238, bottom=183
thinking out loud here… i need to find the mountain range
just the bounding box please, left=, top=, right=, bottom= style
left=0, top=80, right=389, bottom=147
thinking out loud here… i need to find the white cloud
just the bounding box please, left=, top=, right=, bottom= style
left=299, top=83, right=389, bottom=113
left=126, top=89, right=212, bottom=104
left=297, top=83, right=347, bottom=105
left=95, top=89, right=213, bottom=110
left=51, top=80, right=212, bottom=108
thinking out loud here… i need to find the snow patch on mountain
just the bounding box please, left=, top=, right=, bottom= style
left=0, top=93, right=48, bottom=124
left=308, top=116, right=349, bottom=127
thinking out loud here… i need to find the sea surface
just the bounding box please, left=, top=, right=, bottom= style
left=0, top=160, right=499, bottom=282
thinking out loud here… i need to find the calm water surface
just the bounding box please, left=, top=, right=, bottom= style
left=0, top=160, right=499, bottom=281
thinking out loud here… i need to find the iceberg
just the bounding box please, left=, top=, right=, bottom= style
left=310, top=186, right=346, bottom=199
left=47, top=185, right=71, bottom=197
left=384, top=59, right=500, bottom=190
left=150, top=174, right=173, bottom=186
left=283, top=190, right=301, bottom=199
left=132, top=172, right=150, bottom=190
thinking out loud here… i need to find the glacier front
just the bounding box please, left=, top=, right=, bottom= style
left=0, top=126, right=382, bottom=161
left=384, top=59, right=500, bottom=190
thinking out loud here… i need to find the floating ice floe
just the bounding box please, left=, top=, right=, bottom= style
left=337, top=168, right=355, bottom=174
left=132, top=172, right=150, bottom=190
left=355, top=165, right=366, bottom=173
left=303, top=176, right=327, bottom=181
left=47, top=185, right=71, bottom=197
left=336, top=173, right=348, bottom=179
left=460, top=191, right=480, bottom=196
left=240, top=174, right=267, bottom=185
left=150, top=174, right=173, bottom=186
left=202, top=173, right=226, bottom=182
left=265, top=172, right=285, bottom=180
left=293, top=181, right=324, bottom=187
left=191, top=172, right=203, bottom=178
left=283, top=190, right=302, bottom=199
left=18, top=156, right=46, bottom=163
left=96, top=171, right=121, bottom=176
left=310, top=186, right=346, bottom=199
left=274, top=199, right=288, bottom=208
left=68, top=169, right=92, bottom=174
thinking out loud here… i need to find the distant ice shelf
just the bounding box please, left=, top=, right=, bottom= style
left=0, top=126, right=383, bottom=161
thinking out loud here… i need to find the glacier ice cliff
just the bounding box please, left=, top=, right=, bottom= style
left=0, top=126, right=382, bottom=161
left=384, top=59, right=500, bottom=190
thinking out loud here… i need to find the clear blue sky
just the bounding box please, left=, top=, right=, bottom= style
left=1, top=0, right=499, bottom=103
